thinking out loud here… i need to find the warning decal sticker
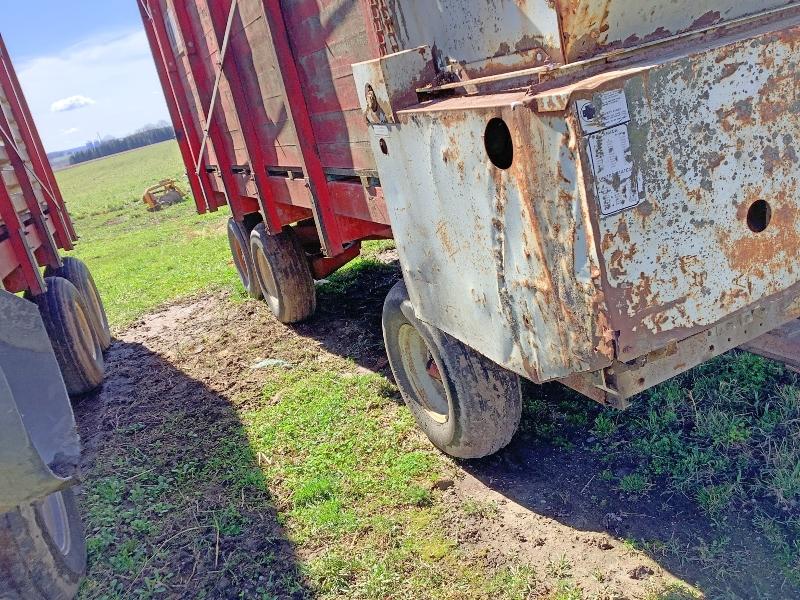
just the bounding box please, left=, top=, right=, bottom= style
left=587, top=123, right=641, bottom=217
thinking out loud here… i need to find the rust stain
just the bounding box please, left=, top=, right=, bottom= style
left=719, top=61, right=742, bottom=79
left=724, top=190, right=800, bottom=276
left=758, top=71, right=797, bottom=124
left=555, top=0, right=613, bottom=62
left=716, top=98, right=755, bottom=132
left=689, top=10, right=721, bottom=29
left=435, top=221, right=458, bottom=257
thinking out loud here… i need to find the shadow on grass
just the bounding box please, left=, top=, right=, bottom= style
left=463, top=384, right=798, bottom=599
left=294, top=259, right=799, bottom=600
left=72, top=340, right=309, bottom=599
left=292, top=254, right=402, bottom=373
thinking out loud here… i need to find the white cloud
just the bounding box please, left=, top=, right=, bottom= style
left=51, top=95, right=95, bottom=113
left=16, top=29, right=170, bottom=152
left=61, top=127, right=80, bottom=135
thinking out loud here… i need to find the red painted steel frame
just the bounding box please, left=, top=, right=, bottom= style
left=171, top=0, right=256, bottom=221
left=0, top=33, right=78, bottom=295
left=0, top=105, right=60, bottom=269
left=0, top=35, right=75, bottom=249
left=143, top=0, right=227, bottom=213
left=140, top=1, right=394, bottom=261
left=139, top=0, right=210, bottom=214
left=204, top=0, right=283, bottom=234
left=260, top=0, right=345, bottom=256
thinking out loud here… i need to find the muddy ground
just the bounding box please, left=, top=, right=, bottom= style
left=73, top=254, right=796, bottom=599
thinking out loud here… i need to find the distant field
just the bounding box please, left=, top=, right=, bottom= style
left=56, top=141, right=239, bottom=328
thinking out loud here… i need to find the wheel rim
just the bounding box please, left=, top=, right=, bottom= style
left=75, top=301, right=99, bottom=362
left=38, top=492, right=71, bottom=556
left=397, top=323, right=449, bottom=423
left=254, top=248, right=280, bottom=315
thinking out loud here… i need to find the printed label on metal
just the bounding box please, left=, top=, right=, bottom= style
left=588, top=123, right=641, bottom=216
left=373, top=125, right=390, bottom=136
left=577, top=89, right=630, bottom=134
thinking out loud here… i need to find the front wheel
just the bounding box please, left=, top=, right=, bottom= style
left=382, top=280, right=521, bottom=458
left=0, top=488, right=86, bottom=599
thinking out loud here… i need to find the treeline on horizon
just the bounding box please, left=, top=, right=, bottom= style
left=69, top=125, right=176, bottom=165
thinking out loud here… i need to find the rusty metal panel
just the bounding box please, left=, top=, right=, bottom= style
left=383, top=0, right=562, bottom=75
left=360, top=91, right=612, bottom=383
left=570, top=18, right=800, bottom=362
left=355, top=9, right=800, bottom=390
left=556, top=0, right=795, bottom=62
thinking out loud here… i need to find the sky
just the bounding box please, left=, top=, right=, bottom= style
left=3, top=2, right=171, bottom=152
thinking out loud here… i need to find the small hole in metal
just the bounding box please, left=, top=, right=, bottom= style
left=746, top=199, right=771, bottom=233
left=379, top=139, right=388, bottom=155
left=484, top=117, right=513, bottom=169
left=709, top=345, right=715, bottom=352
left=637, top=377, right=645, bottom=386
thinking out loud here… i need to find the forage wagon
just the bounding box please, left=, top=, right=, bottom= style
left=141, top=0, right=800, bottom=458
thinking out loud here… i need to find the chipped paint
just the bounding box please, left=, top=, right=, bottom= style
left=555, top=0, right=791, bottom=62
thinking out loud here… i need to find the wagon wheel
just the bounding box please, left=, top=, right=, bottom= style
left=249, top=223, right=316, bottom=323
left=382, top=280, right=522, bottom=458
left=227, top=218, right=263, bottom=300
left=33, top=276, right=104, bottom=396
left=0, top=488, right=86, bottom=600
left=44, top=257, right=111, bottom=350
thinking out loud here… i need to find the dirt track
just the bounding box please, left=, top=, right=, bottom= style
left=73, top=254, right=796, bottom=599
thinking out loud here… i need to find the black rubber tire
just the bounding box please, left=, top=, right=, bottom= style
left=0, top=488, right=86, bottom=599
left=382, top=280, right=522, bottom=458
left=34, top=277, right=104, bottom=396
left=227, top=218, right=262, bottom=300
left=44, top=257, right=111, bottom=350
left=249, top=223, right=316, bottom=323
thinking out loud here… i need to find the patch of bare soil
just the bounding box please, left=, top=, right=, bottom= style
left=74, top=259, right=793, bottom=599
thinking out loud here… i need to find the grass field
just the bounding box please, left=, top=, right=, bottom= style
left=59, top=143, right=799, bottom=599
left=57, top=141, right=239, bottom=328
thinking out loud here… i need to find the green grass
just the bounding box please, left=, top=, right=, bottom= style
left=56, top=141, right=239, bottom=328
left=528, top=350, right=800, bottom=587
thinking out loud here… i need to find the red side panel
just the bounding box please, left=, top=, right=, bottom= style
left=139, top=0, right=392, bottom=258
left=282, top=0, right=378, bottom=171
left=0, top=34, right=77, bottom=295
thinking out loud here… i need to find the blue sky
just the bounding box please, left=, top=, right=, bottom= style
left=4, top=2, right=170, bottom=151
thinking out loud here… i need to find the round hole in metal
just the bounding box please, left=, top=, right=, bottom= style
left=379, top=138, right=389, bottom=155
left=746, top=199, right=771, bottom=233
left=484, top=117, right=513, bottom=169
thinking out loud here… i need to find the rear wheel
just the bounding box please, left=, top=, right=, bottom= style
left=227, top=218, right=262, bottom=299
left=382, top=280, right=521, bottom=458
left=0, top=488, right=86, bottom=599
left=44, top=257, right=111, bottom=350
left=34, top=277, right=104, bottom=396
left=249, top=223, right=316, bottom=323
